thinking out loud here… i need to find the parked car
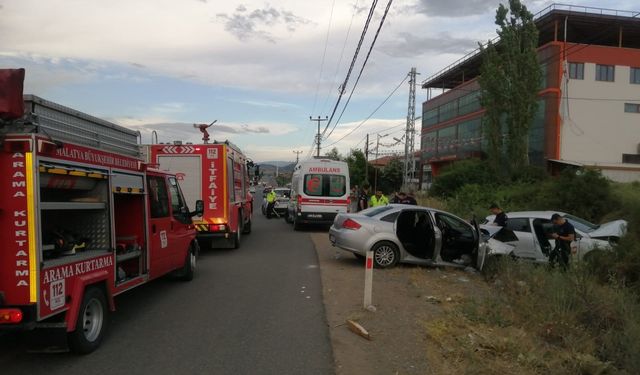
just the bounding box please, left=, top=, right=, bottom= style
left=484, top=211, right=627, bottom=262
left=262, top=188, right=291, bottom=216
left=329, top=204, right=513, bottom=269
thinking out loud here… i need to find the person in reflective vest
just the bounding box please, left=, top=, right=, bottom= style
left=370, top=190, right=389, bottom=207
left=266, top=189, right=277, bottom=219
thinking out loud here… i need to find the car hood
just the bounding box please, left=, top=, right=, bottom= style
left=589, top=220, right=627, bottom=238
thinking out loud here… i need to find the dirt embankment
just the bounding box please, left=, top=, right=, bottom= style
left=311, top=233, right=490, bottom=375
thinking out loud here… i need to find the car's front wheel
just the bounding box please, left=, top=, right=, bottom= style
left=371, top=241, right=400, bottom=268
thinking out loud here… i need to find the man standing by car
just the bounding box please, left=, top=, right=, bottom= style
left=550, top=213, right=576, bottom=269
left=266, top=188, right=277, bottom=219
left=399, top=191, right=417, bottom=205
left=349, top=186, right=359, bottom=213
left=489, top=203, right=508, bottom=227
left=370, top=190, right=389, bottom=207
left=358, top=185, right=370, bottom=212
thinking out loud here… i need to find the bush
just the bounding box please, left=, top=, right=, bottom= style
left=476, top=261, right=640, bottom=373
left=429, top=160, right=495, bottom=198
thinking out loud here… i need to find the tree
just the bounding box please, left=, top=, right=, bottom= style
left=479, top=0, right=542, bottom=173
left=345, top=149, right=370, bottom=187
left=379, top=157, right=403, bottom=193
left=324, top=147, right=342, bottom=161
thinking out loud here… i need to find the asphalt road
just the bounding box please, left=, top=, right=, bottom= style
left=0, top=192, right=334, bottom=375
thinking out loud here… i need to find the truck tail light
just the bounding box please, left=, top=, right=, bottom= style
left=342, top=218, right=361, bottom=230
left=0, top=308, right=23, bottom=324
left=346, top=196, right=351, bottom=213
left=209, top=224, right=226, bottom=232
left=297, top=195, right=302, bottom=213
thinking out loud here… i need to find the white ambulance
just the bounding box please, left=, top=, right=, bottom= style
left=285, top=159, right=350, bottom=230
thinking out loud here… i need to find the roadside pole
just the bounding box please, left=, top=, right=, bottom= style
left=364, top=250, right=374, bottom=308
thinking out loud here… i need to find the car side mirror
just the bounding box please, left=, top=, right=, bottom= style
left=191, top=200, right=204, bottom=217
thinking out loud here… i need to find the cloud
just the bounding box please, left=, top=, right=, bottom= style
left=412, top=0, right=497, bottom=17
left=380, top=32, right=478, bottom=58
left=216, top=4, right=310, bottom=42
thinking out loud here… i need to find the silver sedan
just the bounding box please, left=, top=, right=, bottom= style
left=329, top=204, right=512, bottom=269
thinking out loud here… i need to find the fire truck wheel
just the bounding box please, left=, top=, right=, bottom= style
left=68, top=287, right=108, bottom=354
left=233, top=212, right=242, bottom=249
left=180, top=244, right=197, bottom=281
left=242, top=218, right=252, bottom=234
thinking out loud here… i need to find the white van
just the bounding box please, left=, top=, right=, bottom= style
left=285, top=159, right=350, bottom=230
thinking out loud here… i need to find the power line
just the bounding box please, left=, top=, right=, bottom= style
left=324, top=0, right=395, bottom=140
left=320, top=0, right=379, bottom=140
left=321, top=0, right=361, bottom=114
left=311, top=0, right=337, bottom=114
left=323, top=74, right=408, bottom=148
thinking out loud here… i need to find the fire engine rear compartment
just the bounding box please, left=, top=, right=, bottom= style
left=38, top=162, right=147, bottom=283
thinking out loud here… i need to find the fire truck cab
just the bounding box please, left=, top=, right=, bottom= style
left=0, top=79, right=201, bottom=354
left=144, top=141, right=253, bottom=249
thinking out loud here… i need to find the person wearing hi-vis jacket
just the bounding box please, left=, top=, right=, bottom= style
left=266, top=188, right=277, bottom=219
left=370, top=190, right=389, bottom=207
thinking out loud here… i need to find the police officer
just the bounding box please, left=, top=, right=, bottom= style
left=370, top=190, right=389, bottom=207
left=266, top=188, right=277, bottom=219
left=358, top=185, right=370, bottom=212
left=489, top=203, right=508, bottom=227
left=550, top=213, right=576, bottom=269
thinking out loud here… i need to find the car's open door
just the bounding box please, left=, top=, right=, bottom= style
left=471, top=217, right=486, bottom=270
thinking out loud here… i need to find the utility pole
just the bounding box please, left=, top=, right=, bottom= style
left=374, top=133, right=388, bottom=192
left=403, top=67, right=418, bottom=190
left=364, top=133, right=370, bottom=185
left=293, top=150, right=303, bottom=164
left=309, top=116, right=328, bottom=158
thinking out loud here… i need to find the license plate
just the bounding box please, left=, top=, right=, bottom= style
left=308, top=214, right=322, bottom=218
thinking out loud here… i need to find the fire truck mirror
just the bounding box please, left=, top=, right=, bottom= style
left=192, top=200, right=204, bottom=217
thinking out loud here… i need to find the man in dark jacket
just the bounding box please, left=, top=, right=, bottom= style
left=489, top=203, right=508, bottom=227
left=550, top=213, right=576, bottom=269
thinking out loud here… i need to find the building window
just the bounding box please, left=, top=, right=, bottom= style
left=631, top=67, right=640, bottom=84
left=568, top=62, right=584, bottom=80
left=624, top=103, right=640, bottom=113
left=596, top=64, right=615, bottom=82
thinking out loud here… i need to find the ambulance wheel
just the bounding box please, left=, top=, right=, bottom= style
left=293, top=216, right=302, bottom=231
left=180, top=243, right=197, bottom=281
left=68, top=287, right=108, bottom=354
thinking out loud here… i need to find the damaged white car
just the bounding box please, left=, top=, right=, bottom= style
left=329, top=204, right=513, bottom=269
left=484, top=211, right=627, bottom=262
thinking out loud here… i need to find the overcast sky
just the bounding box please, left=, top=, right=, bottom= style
left=1, top=0, right=637, bottom=162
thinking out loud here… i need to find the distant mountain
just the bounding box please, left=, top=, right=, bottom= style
left=259, top=160, right=295, bottom=167
left=260, top=162, right=296, bottom=175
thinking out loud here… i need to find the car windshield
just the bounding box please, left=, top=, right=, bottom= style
left=564, top=214, right=599, bottom=233
left=362, top=206, right=394, bottom=217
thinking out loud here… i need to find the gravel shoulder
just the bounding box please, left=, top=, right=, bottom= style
left=311, top=233, right=490, bottom=375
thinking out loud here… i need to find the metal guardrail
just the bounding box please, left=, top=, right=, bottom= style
left=421, top=3, right=640, bottom=87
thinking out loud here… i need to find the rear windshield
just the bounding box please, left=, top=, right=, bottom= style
left=304, top=174, right=346, bottom=197
left=362, top=206, right=394, bottom=217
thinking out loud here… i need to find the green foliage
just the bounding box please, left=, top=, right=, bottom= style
left=345, top=149, right=370, bottom=187
left=479, top=260, right=640, bottom=373
left=479, top=0, right=542, bottom=172
left=378, top=157, right=403, bottom=193
left=324, top=147, right=342, bottom=161
left=429, top=160, right=495, bottom=198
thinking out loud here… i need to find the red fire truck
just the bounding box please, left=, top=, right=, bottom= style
left=0, top=70, right=202, bottom=353
left=144, top=140, right=253, bottom=249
